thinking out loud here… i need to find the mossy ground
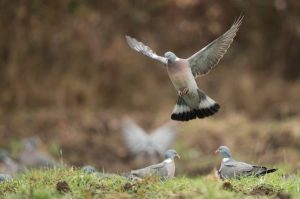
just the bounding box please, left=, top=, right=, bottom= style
left=0, top=167, right=298, bottom=199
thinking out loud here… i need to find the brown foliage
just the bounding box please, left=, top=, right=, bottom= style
left=0, top=0, right=299, bottom=116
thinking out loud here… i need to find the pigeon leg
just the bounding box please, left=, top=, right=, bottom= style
left=178, top=88, right=189, bottom=97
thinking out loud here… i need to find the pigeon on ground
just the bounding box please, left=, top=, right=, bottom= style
left=82, top=165, right=97, bottom=174
left=215, top=146, right=277, bottom=179
left=18, top=137, right=58, bottom=168
left=130, top=149, right=180, bottom=180
left=0, top=150, right=21, bottom=176
left=121, top=118, right=177, bottom=165
left=0, top=173, right=12, bottom=182
left=126, top=16, right=243, bottom=121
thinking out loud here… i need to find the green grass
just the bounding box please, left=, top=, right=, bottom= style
left=0, top=167, right=298, bottom=198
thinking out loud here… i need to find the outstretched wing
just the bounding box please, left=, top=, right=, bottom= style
left=188, top=16, right=243, bottom=78
left=121, top=118, right=150, bottom=154
left=126, top=35, right=167, bottom=64
left=150, top=122, right=177, bottom=154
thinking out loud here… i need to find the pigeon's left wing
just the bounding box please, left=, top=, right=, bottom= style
left=150, top=122, right=177, bottom=154
left=224, top=160, right=255, bottom=176
left=131, top=162, right=166, bottom=177
left=121, top=118, right=150, bottom=154
left=188, top=16, right=243, bottom=78
left=126, top=36, right=167, bottom=64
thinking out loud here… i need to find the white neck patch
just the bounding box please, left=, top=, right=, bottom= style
left=222, top=158, right=230, bottom=162
left=164, top=158, right=172, bottom=163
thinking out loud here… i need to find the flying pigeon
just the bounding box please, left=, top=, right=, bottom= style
left=18, top=137, right=58, bottom=168
left=130, top=149, right=180, bottom=180
left=126, top=16, right=243, bottom=121
left=215, top=146, right=277, bottom=179
left=121, top=118, right=177, bottom=165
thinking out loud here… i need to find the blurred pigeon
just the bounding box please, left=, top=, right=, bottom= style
left=82, top=165, right=97, bottom=174
left=81, top=165, right=124, bottom=179
left=126, top=16, right=243, bottom=121
left=215, top=146, right=277, bottom=179
left=18, top=137, right=58, bottom=168
left=121, top=118, right=177, bottom=165
left=130, top=149, right=180, bottom=180
left=96, top=172, right=124, bottom=179
left=0, top=173, right=12, bottom=182
left=0, top=149, right=21, bottom=176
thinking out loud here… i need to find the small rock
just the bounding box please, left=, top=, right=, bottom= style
left=82, top=165, right=97, bottom=174
left=56, top=181, right=70, bottom=193
left=222, top=181, right=233, bottom=191
left=123, top=182, right=133, bottom=191
left=250, top=184, right=275, bottom=196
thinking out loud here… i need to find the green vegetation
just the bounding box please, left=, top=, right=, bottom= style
left=0, top=167, right=297, bottom=198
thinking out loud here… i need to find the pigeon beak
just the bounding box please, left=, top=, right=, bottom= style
left=214, top=150, right=219, bottom=154
left=176, top=154, right=180, bottom=159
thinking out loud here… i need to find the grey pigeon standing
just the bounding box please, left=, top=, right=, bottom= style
left=121, top=118, right=177, bottom=165
left=126, top=16, right=243, bottom=121
left=130, top=149, right=180, bottom=180
left=215, top=146, right=277, bottom=179
left=18, top=137, right=58, bottom=168
left=0, top=150, right=21, bottom=176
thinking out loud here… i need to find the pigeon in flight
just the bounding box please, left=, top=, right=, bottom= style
left=130, top=149, right=180, bottom=180
left=215, top=146, right=277, bottom=179
left=121, top=118, right=177, bottom=165
left=126, top=16, right=243, bottom=121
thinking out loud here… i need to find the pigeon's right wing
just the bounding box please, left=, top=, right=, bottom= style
left=121, top=118, right=150, bottom=154
left=126, top=36, right=167, bottom=65
left=150, top=122, right=178, bottom=154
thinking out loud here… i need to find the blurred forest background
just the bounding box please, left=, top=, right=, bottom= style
left=0, top=0, right=299, bottom=175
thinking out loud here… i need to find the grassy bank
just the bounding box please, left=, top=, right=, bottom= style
left=0, top=167, right=297, bottom=198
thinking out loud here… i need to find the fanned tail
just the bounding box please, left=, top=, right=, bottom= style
left=171, top=91, right=220, bottom=121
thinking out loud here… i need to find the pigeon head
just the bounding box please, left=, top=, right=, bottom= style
left=164, top=149, right=180, bottom=160
left=164, top=51, right=177, bottom=63
left=215, top=146, right=232, bottom=158
left=0, top=150, right=9, bottom=161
